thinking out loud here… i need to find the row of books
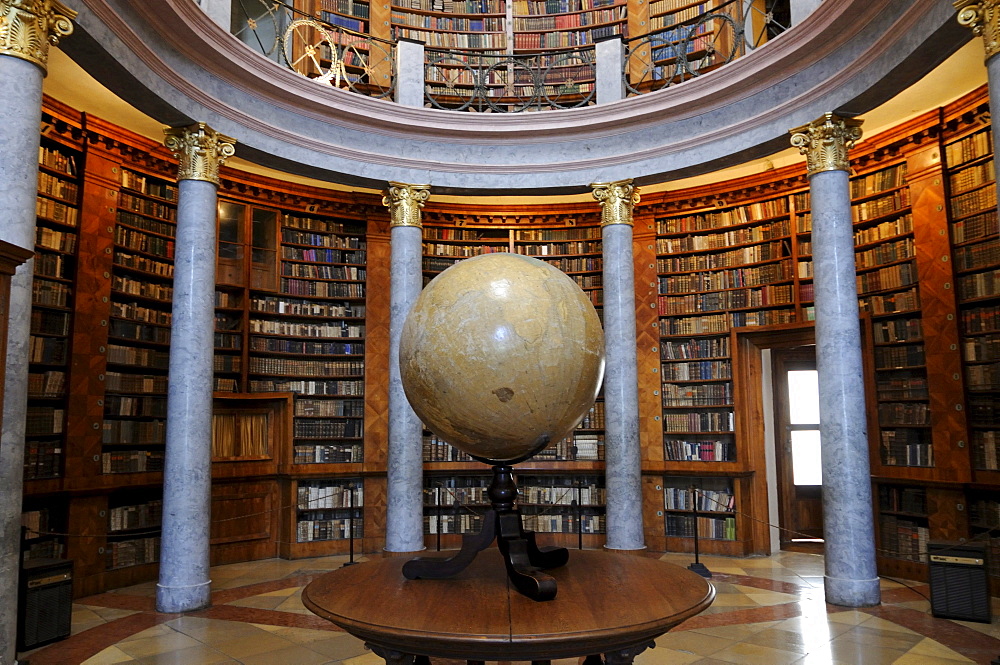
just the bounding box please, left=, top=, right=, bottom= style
left=965, top=363, right=1000, bottom=389
left=859, top=286, right=920, bottom=316
left=321, top=11, right=367, bottom=31
left=28, top=370, right=65, bottom=397
left=107, top=537, right=160, bottom=569
left=878, top=402, right=930, bottom=426
left=657, top=260, right=792, bottom=292
left=958, top=268, right=1000, bottom=300
left=39, top=144, right=77, bottom=176
left=663, top=438, right=735, bottom=462
left=297, top=519, right=363, bottom=542
left=293, top=443, right=363, bottom=464
left=28, top=336, right=67, bottom=364
left=34, top=253, right=70, bottom=279
left=425, top=484, right=489, bottom=506
left=658, top=241, right=788, bottom=273
left=960, top=304, right=1000, bottom=334
left=104, top=395, right=167, bottom=417
left=110, top=319, right=171, bottom=344
left=109, top=500, right=163, bottom=532
left=665, top=514, right=736, bottom=540
left=876, top=377, right=928, bottom=400
left=874, top=343, right=925, bottom=369
left=26, top=406, right=64, bottom=436
left=513, top=0, right=619, bottom=14
left=532, top=433, right=604, bottom=461
left=251, top=295, right=364, bottom=318
left=298, top=483, right=364, bottom=509
left=660, top=336, right=729, bottom=360
left=119, top=192, right=176, bottom=222
left=32, top=309, right=70, bottom=336
left=248, top=357, right=364, bottom=377
left=114, top=251, right=173, bottom=279
left=393, top=0, right=502, bottom=13
left=949, top=158, right=994, bottom=195
left=423, top=243, right=511, bottom=258
left=114, top=274, right=172, bottom=301
left=281, top=277, right=366, bottom=298
left=424, top=514, right=485, bottom=534
left=249, top=379, right=364, bottom=395
left=281, top=246, right=366, bottom=265
left=248, top=318, right=364, bottom=338
left=879, top=516, right=927, bottom=562
left=103, top=419, right=165, bottom=444
left=661, top=410, right=733, bottom=433
left=521, top=512, right=605, bottom=534
left=539, top=256, right=602, bottom=272
left=36, top=226, right=77, bottom=253
left=296, top=398, right=365, bottom=417
left=520, top=483, right=605, bottom=506
left=660, top=359, right=730, bottom=381
left=284, top=215, right=364, bottom=236
left=36, top=195, right=78, bottom=226
left=512, top=25, right=619, bottom=49
left=101, top=450, right=165, bottom=474
left=855, top=237, right=914, bottom=269
left=663, top=487, right=734, bottom=512
left=880, top=432, right=933, bottom=467
left=856, top=262, right=917, bottom=295
left=117, top=211, right=174, bottom=238
left=397, top=26, right=507, bottom=48
left=951, top=210, right=997, bottom=245
left=105, top=372, right=168, bottom=394
left=972, top=431, right=999, bottom=470
left=393, top=11, right=503, bottom=30
left=657, top=220, right=791, bottom=255
left=513, top=7, right=623, bottom=31
left=111, top=301, right=171, bottom=327
left=851, top=163, right=907, bottom=199
left=852, top=189, right=911, bottom=224
left=280, top=263, right=365, bottom=281
left=32, top=279, right=70, bottom=308
left=872, top=316, right=922, bottom=343
left=24, top=440, right=61, bottom=480
left=213, top=355, right=241, bottom=373
left=657, top=198, right=789, bottom=234
left=658, top=284, right=794, bottom=314
left=294, top=418, right=363, bottom=438
left=281, top=228, right=366, bottom=249
left=423, top=435, right=474, bottom=462
left=953, top=237, right=1000, bottom=272
left=878, top=485, right=926, bottom=514
left=121, top=169, right=178, bottom=202
left=951, top=183, right=997, bottom=220
left=37, top=171, right=79, bottom=202
left=661, top=383, right=731, bottom=406
left=945, top=128, right=992, bottom=168
left=963, top=334, right=1000, bottom=362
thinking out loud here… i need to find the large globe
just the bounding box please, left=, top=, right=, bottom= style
left=399, top=253, right=605, bottom=463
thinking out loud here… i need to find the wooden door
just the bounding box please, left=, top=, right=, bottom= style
left=772, top=347, right=824, bottom=546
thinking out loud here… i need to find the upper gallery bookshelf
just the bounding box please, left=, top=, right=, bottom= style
left=28, top=130, right=82, bottom=481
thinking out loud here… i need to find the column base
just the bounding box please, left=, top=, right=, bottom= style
left=603, top=544, right=647, bottom=553
left=155, top=579, right=212, bottom=613
left=824, top=574, right=881, bottom=607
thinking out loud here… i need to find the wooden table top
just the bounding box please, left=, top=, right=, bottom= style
left=302, top=549, right=715, bottom=661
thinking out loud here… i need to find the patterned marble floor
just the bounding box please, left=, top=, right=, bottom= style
left=19, top=550, right=1000, bottom=665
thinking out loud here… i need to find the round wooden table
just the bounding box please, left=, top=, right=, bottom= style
left=303, top=549, right=715, bottom=664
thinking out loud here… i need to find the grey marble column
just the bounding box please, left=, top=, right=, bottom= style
left=592, top=180, right=645, bottom=550
left=156, top=125, right=235, bottom=613
left=791, top=114, right=880, bottom=607
left=0, top=55, right=45, bottom=665
left=595, top=36, right=625, bottom=105
left=0, top=4, right=76, bottom=661
left=383, top=183, right=430, bottom=552
left=395, top=39, right=426, bottom=108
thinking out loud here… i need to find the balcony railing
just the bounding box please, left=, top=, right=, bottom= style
left=231, top=0, right=790, bottom=111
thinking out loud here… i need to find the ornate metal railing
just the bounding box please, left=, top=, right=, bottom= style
left=623, top=0, right=790, bottom=96
left=232, top=0, right=395, bottom=99
left=424, top=48, right=596, bottom=112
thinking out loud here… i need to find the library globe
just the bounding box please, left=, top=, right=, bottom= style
left=399, top=252, right=605, bottom=463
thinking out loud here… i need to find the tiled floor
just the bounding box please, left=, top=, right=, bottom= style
left=19, top=550, right=1000, bottom=665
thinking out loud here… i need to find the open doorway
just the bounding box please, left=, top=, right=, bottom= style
left=771, top=347, right=824, bottom=553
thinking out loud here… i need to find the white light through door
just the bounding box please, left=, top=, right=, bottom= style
left=787, top=370, right=822, bottom=485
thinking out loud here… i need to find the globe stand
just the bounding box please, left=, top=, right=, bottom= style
left=402, top=464, right=569, bottom=601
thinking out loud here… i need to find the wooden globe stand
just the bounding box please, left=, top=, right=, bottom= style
left=402, top=463, right=569, bottom=601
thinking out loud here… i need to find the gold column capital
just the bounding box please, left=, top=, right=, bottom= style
left=0, top=0, right=77, bottom=73
left=955, top=0, right=1000, bottom=60
left=590, top=179, right=640, bottom=227
left=163, top=123, right=236, bottom=185
left=789, top=113, right=864, bottom=176
left=383, top=182, right=431, bottom=228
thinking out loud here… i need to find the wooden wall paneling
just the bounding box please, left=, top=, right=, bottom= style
left=733, top=333, right=770, bottom=555
left=633, top=214, right=662, bottom=465
left=64, top=146, right=119, bottom=485
left=927, top=486, right=970, bottom=543
left=905, top=141, right=971, bottom=483
left=364, top=474, right=387, bottom=553
left=641, top=474, right=666, bottom=552
left=65, top=494, right=109, bottom=597
left=363, top=221, right=390, bottom=474
left=210, top=479, right=281, bottom=564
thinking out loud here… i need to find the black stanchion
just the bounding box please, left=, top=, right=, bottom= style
left=687, top=486, right=712, bottom=579
left=344, top=483, right=357, bottom=567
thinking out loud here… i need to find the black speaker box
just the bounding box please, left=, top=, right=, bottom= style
left=927, top=541, right=991, bottom=623
left=17, top=558, right=73, bottom=651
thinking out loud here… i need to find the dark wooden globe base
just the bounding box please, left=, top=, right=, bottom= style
left=402, top=464, right=569, bottom=601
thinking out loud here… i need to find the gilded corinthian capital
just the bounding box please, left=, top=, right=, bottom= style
left=955, top=0, right=1000, bottom=60
left=789, top=113, right=864, bottom=176
left=382, top=182, right=431, bottom=228
left=163, top=123, right=236, bottom=185
left=591, top=179, right=639, bottom=227
left=0, top=0, right=77, bottom=73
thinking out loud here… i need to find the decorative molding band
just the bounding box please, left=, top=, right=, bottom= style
left=0, top=0, right=76, bottom=72
left=591, top=179, right=639, bottom=227
left=955, top=0, right=1000, bottom=60
left=163, top=123, right=236, bottom=184
left=789, top=113, right=864, bottom=175
left=383, top=182, right=431, bottom=228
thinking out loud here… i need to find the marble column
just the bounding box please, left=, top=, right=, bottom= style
left=395, top=39, right=426, bottom=108
left=955, top=0, right=1000, bottom=211
left=156, top=124, right=235, bottom=613
left=383, top=183, right=431, bottom=552
left=0, top=3, right=75, bottom=662
left=591, top=180, right=645, bottom=551
left=595, top=36, right=625, bottom=104
left=790, top=113, right=880, bottom=607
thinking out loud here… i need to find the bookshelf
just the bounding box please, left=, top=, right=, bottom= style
left=105, top=490, right=163, bottom=571
left=519, top=474, right=606, bottom=539
left=103, top=167, right=177, bottom=475
left=20, top=502, right=66, bottom=563
left=661, top=476, right=740, bottom=550
left=945, top=124, right=1000, bottom=481
left=290, top=478, right=364, bottom=553
left=423, top=473, right=490, bottom=542
left=27, top=135, right=82, bottom=481
left=876, top=484, right=928, bottom=566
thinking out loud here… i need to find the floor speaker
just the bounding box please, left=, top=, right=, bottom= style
left=928, top=541, right=991, bottom=623
left=17, top=558, right=73, bottom=651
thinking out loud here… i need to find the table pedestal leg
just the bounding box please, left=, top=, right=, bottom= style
left=367, top=644, right=416, bottom=665
left=603, top=641, right=654, bottom=665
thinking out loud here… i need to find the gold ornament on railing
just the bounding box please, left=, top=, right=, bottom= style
left=955, top=0, right=1000, bottom=60
left=789, top=113, right=864, bottom=176
left=0, top=0, right=77, bottom=73
left=383, top=182, right=431, bottom=228
left=163, top=123, right=237, bottom=185
left=591, top=179, right=639, bottom=227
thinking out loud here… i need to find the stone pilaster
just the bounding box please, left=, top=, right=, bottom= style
left=790, top=113, right=880, bottom=607
left=591, top=180, right=645, bottom=550
left=0, top=2, right=75, bottom=660
left=383, top=182, right=430, bottom=552
left=156, top=123, right=235, bottom=613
